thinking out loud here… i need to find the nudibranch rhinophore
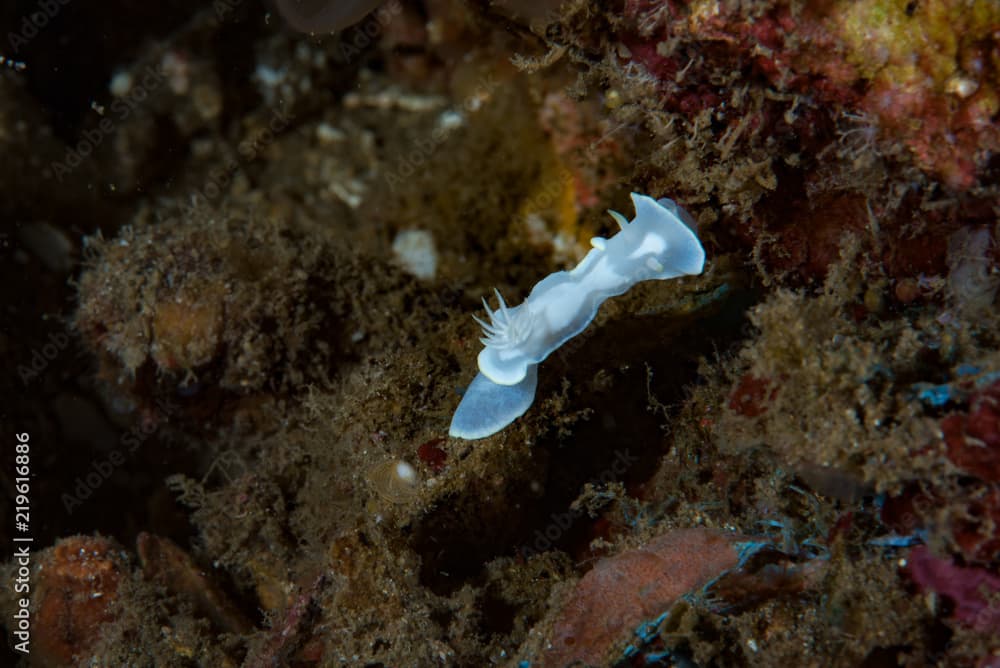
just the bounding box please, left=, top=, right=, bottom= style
left=449, top=192, right=706, bottom=440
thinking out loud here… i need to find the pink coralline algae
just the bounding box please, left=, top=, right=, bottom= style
left=906, top=546, right=1000, bottom=634
left=542, top=528, right=745, bottom=667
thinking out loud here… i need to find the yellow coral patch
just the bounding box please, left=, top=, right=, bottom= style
left=516, top=152, right=589, bottom=263
left=837, top=0, right=1000, bottom=90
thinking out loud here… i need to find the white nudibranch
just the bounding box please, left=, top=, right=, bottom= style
left=449, top=192, right=706, bottom=440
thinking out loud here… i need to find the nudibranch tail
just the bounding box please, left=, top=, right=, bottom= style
left=449, top=365, right=539, bottom=440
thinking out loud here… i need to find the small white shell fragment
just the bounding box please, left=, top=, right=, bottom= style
left=395, top=461, right=417, bottom=484
left=437, top=110, right=465, bottom=131
left=392, top=229, right=438, bottom=280
left=315, top=122, right=345, bottom=144
left=367, top=459, right=421, bottom=503
left=109, top=70, right=133, bottom=97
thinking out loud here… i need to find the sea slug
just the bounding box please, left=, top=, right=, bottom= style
left=450, top=193, right=706, bottom=440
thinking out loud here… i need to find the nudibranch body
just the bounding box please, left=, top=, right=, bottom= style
left=449, top=193, right=706, bottom=440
